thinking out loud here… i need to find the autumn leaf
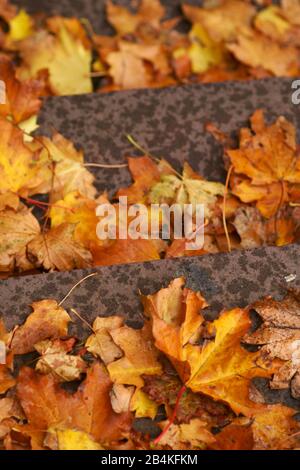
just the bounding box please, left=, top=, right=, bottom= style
left=144, top=278, right=276, bottom=416
left=107, top=50, right=151, bottom=90
left=26, top=223, right=93, bottom=272
left=281, top=0, right=300, bottom=26
left=7, top=9, right=33, bottom=42
left=9, top=299, right=71, bottom=355
left=93, top=238, right=164, bottom=267
left=0, top=118, right=47, bottom=196
left=117, top=156, right=161, bottom=204
left=130, top=389, right=158, bottom=420
left=49, top=191, right=105, bottom=250
left=85, top=316, right=124, bottom=365
left=106, top=0, right=165, bottom=35
left=35, top=339, right=87, bottom=382
left=148, top=162, right=225, bottom=218
left=227, top=28, right=299, bottom=76
left=157, top=418, right=215, bottom=450
left=227, top=110, right=300, bottom=218
left=251, top=405, right=300, bottom=450
left=0, top=364, right=15, bottom=395
left=46, top=428, right=104, bottom=450
left=254, top=6, right=300, bottom=46
left=0, top=204, right=40, bottom=272
left=18, top=26, right=92, bottom=95
left=17, top=363, right=132, bottom=444
left=107, top=324, right=163, bottom=388
left=0, top=0, right=16, bottom=22
left=182, top=1, right=255, bottom=42
left=38, top=133, right=97, bottom=201
left=211, top=419, right=254, bottom=450
left=143, top=370, right=233, bottom=426
left=244, top=291, right=300, bottom=398
left=0, top=59, right=44, bottom=124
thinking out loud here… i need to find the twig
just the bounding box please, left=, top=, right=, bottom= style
left=59, top=272, right=98, bottom=306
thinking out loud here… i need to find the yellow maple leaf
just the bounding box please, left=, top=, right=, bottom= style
left=18, top=27, right=92, bottom=95
left=144, top=278, right=277, bottom=416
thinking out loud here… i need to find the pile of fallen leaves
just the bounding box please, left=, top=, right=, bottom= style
left=0, top=277, right=300, bottom=450
left=1, top=63, right=300, bottom=279
left=0, top=0, right=300, bottom=95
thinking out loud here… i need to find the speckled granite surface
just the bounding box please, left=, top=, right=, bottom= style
left=1, top=245, right=299, bottom=330
left=38, top=78, right=299, bottom=195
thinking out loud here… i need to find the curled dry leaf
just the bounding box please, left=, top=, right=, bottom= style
left=35, top=339, right=87, bottom=382
left=26, top=223, right=93, bottom=272
left=244, top=291, right=300, bottom=398
left=0, top=205, right=40, bottom=272
left=9, top=299, right=71, bottom=354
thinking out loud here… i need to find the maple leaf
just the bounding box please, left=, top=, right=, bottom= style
left=9, top=299, right=71, bottom=355
left=0, top=118, right=47, bottom=196
left=182, top=1, right=255, bottom=42
left=148, top=162, right=225, bottom=218
left=244, top=292, right=300, bottom=399
left=227, top=110, right=300, bottom=218
left=38, top=133, right=97, bottom=201
left=34, top=339, right=87, bottom=383
left=18, top=26, right=92, bottom=95
left=17, top=363, right=132, bottom=444
left=144, top=278, right=277, bottom=416
left=106, top=0, right=165, bottom=35
left=227, top=28, right=300, bottom=76
left=0, top=59, right=44, bottom=124
left=117, top=156, right=162, bottom=204
left=49, top=191, right=106, bottom=251
left=26, top=223, right=93, bottom=272
left=0, top=205, right=40, bottom=272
